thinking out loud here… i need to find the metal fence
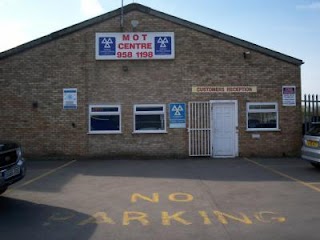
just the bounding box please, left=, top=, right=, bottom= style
left=188, top=101, right=212, bottom=156
left=302, top=94, right=320, bottom=134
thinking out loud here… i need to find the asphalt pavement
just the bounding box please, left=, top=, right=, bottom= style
left=1, top=157, right=320, bottom=240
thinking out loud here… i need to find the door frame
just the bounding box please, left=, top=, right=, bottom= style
left=210, top=100, right=239, bottom=158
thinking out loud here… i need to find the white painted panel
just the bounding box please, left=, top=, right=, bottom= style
left=212, top=102, right=237, bottom=157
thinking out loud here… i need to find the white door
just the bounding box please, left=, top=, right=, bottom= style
left=211, top=100, right=238, bottom=158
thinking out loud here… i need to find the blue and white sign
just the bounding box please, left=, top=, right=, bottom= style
left=169, top=103, right=186, bottom=128
left=155, top=36, right=172, bottom=55
left=63, top=88, right=77, bottom=110
left=96, top=32, right=175, bottom=60
left=99, top=37, right=116, bottom=56
left=282, top=85, right=296, bottom=106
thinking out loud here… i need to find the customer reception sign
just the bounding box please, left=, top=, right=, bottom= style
left=96, top=32, right=175, bottom=60
left=192, top=86, right=257, bottom=93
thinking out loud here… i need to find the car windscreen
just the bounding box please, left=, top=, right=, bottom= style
left=307, top=124, right=320, bottom=136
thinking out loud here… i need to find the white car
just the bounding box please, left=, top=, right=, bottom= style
left=302, top=123, right=320, bottom=169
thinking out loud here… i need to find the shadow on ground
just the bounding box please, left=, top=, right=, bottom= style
left=0, top=197, right=97, bottom=240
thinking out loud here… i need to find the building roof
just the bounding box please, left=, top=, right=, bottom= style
left=0, top=3, right=303, bottom=65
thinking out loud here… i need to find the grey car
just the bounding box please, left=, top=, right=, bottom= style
left=0, top=142, right=26, bottom=194
left=302, top=123, right=320, bottom=169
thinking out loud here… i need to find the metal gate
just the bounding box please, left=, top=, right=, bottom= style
left=303, top=94, right=320, bottom=134
left=188, top=102, right=211, bottom=156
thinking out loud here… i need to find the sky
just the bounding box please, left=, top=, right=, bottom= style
left=0, top=0, right=319, bottom=96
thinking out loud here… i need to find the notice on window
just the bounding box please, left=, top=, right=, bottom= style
left=63, top=88, right=77, bottom=109
left=282, top=86, right=296, bottom=106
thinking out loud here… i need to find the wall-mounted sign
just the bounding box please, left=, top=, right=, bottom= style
left=192, top=86, right=257, bottom=93
left=282, top=86, right=296, bottom=106
left=169, top=103, right=186, bottom=128
left=63, top=88, right=77, bottom=109
left=95, top=32, right=175, bottom=60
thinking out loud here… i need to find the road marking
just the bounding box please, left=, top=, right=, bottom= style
left=213, top=211, right=253, bottom=225
left=6, top=159, right=77, bottom=193
left=162, top=211, right=192, bottom=225
left=199, top=211, right=212, bottom=225
left=254, top=211, right=286, bottom=223
left=244, top=158, right=320, bottom=193
left=309, top=182, right=320, bottom=185
left=123, top=211, right=150, bottom=226
left=79, top=212, right=116, bottom=226
left=47, top=210, right=286, bottom=226
left=131, top=193, right=159, bottom=203
left=168, top=192, right=194, bottom=202
left=130, top=192, right=194, bottom=203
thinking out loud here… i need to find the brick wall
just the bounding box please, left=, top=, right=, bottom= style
left=0, top=10, right=302, bottom=158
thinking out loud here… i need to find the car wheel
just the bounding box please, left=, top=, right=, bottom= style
left=0, top=186, right=7, bottom=195
left=310, top=162, right=320, bottom=169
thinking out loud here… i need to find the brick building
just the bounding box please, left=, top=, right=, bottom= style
left=0, top=3, right=303, bottom=159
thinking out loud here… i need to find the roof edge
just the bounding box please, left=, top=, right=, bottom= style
left=0, top=3, right=303, bottom=65
left=147, top=7, right=303, bottom=66
left=0, top=4, right=128, bottom=60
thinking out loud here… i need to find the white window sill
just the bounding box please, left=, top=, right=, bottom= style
left=88, top=131, right=122, bottom=135
left=246, top=129, right=281, bottom=132
left=133, top=130, right=168, bottom=134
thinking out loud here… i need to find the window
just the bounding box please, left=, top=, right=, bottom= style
left=89, top=105, right=121, bottom=134
left=246, top=102, right=279, bottom=131
left=134, top=104, right=166, bottom=133
left=306, top=123, right=320, bottom=136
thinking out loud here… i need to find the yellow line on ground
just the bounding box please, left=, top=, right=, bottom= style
left=308, top=182, right=320, bottom=185
left=244, top=157, right=320, bottom=193
left=7, top=159, right=77, bottom=193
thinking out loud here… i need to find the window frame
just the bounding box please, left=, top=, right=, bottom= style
left=246, top=102, right=279, bottom=131
left=133, top=104, right=167, bottom=134
left=88, top=104, right=121, bottom=134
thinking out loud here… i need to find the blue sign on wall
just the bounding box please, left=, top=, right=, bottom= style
left=63, top=88, right=77, bottom=110
left=169, top=103, right=186, bottom=128
left=99, top=37, right=116, bottom=56
left=155, top=36, right=172, bottom=55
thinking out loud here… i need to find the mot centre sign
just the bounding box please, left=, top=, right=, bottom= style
left=95, top=32, right=175, bottom=60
